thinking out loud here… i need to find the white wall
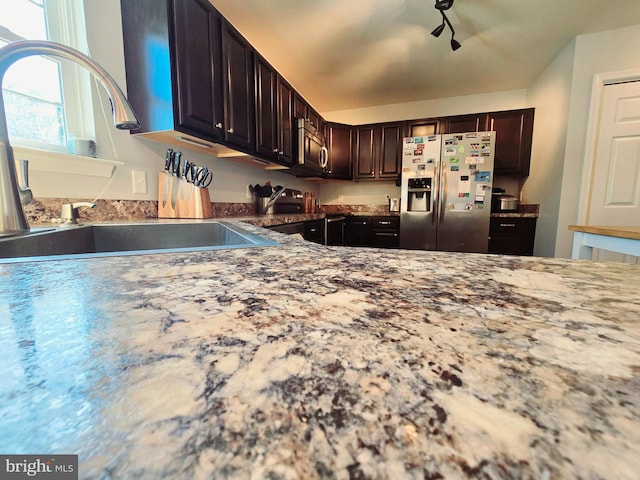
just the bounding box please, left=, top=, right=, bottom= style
left=523, top=41, right=576, bottom=257
left=26, top=0, right=318, bottom=203
left=323, top=90, right=527, bottom=125
left=554, top=24, right=640, bottom=258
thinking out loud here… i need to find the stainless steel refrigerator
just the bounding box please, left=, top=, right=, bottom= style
left=399, top=132, right=495, bottom=253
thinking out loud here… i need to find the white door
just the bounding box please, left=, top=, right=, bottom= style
left=586, top=81, right=640, bottom=262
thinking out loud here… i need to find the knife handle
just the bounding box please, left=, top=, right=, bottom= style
left=172, top=151, right=182, bottom=175
left=164, top=148, right=174, bottom=170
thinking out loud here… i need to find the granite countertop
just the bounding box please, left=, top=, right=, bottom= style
left=490, top=204, right=540, bottom=219
left=1, top=220, right=638, bottom=479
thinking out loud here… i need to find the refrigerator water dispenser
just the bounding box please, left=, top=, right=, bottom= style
left=407, top=178, right=431, bottom=212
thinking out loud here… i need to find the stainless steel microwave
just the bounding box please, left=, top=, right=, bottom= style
left=290, top=118, right=328, bottom=177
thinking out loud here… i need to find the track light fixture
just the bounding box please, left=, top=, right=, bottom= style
left=430, top=0, right=461, bottom=51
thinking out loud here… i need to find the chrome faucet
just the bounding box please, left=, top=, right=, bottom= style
left=0, top=40, right=140, bottom=236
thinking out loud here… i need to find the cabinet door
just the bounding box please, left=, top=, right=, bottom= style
left=304, top=220, right=325, bottom=244
left=171, top=0, right=224, bottom=140
left=326, top=122, right=352, bottom=180
left=406, top=118, right=439, bottom=137
left=221, top=20, right=255, bottom=152
left=293, top=93, right=307, bottom=120
left=121, top=0, right=226, bottom=137
left=255, top=54, right=277, bottom=159
left=307, top=107, right=321, bottom=130
left=354, top=126, right=376, bottom=179
left=379, top=123, right=402, bottom=178
left=372, top=231, right=399, bottom=248
left=443, top=114, right=488, bottom=134
left=276, top=76, right=294, bottom=166
left=488, top=217, right=536, bottom=255
left=345, top=217, right=371, bottom=247
left=488, top=108, right=535, bottom=176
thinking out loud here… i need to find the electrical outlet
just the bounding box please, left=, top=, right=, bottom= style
left=246, top=184, right=252, bottom=199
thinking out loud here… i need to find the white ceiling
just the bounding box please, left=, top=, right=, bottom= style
left=208, top=0, right=640, bottom=113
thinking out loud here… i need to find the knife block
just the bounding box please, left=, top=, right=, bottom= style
left=157, top=172, right=213, bottom=219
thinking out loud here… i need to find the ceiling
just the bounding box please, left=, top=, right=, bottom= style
left=208, top=0, right=640, bottom=113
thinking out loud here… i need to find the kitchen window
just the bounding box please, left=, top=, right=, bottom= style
left=0, top=0, right=94, bottom=154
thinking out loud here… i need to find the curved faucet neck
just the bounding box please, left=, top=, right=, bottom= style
left=0, top=40, right=140, bottom=236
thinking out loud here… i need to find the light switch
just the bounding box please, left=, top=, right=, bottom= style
left=132, top=170, right=147, bottom=194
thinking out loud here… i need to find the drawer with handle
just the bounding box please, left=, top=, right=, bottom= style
left=371, top=216, right=400, bottom=229
left=371, top=216, right=400, bottom=249
left=489, top=217, right=537, bottom=255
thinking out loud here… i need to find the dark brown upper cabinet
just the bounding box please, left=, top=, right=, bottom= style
left=326, top=122, right=353, bottom=180
left=353, top=122, right=403, bottom=181
left=120, top=0, right=224, bottom=141
left=411, top=109, right=535, bottom=176
left=276, top=76, right=295, bottom=166
left=354, top=126, right=375, bottom=179
left=254, top=53, right=278, bottom=160
left=379, top=123, right=403, bottom=178
left=221, top=19, right=255, bottom=152
left=442, top=113, right=488, bottom=134
left=294, top=93, right=321, bottom=130
left=405, top=118, right=440, bottom=137
left=255, top=68, right=294, bottom=166
left=488, top=108, right=535, bottom=176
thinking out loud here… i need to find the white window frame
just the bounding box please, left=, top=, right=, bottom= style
left=1, top=0, right=96, bottom=154
left=0, top=0, right=120, bottom=177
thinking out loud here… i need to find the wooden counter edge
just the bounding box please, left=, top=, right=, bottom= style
left=568, top=225, right=640, bottom=240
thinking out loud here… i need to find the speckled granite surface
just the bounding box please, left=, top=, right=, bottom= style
left=491, top=204, right=540, bottom=219
left=25, top=198, right=257, bottom=223
left=1, top=220, right=638, bottom=479
left=25, top=199, right=402, bottom=225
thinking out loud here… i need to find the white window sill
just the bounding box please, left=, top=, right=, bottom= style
left=13, top=146, right=123, bottom=178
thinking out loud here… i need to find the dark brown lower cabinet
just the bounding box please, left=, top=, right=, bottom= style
left=371, top=216, right=399, bottom=248
left=344, top=217, right=371, bottom=247
left=488, top=217, right=537, bottom=256
left=303, top=220, right=325, bottom=244
left=268, top=220, right=325, bottom=244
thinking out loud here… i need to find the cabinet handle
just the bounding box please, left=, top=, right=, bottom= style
left=499, top=223, right=516, bottom=227
left=227, top=128, right=234, bottom=134
left=273, top=148, right=279, bottom=153
left=215, top=122, right=223, bottom=128
left=379, top=221, right=391, bottom=225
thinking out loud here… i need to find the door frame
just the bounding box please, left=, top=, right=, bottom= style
left=578, top=68, right=640, bottom=224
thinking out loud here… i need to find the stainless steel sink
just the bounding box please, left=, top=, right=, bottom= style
left=0, top=221, right=277, bottom=263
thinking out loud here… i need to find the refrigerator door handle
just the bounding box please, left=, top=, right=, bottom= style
left=433, top=164, right=440, bottom=227
left=439, top=162, right=447, bottom=226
